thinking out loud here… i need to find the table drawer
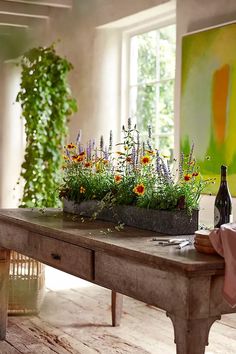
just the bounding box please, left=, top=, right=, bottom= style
left=28, top=233, right=94, bottom=281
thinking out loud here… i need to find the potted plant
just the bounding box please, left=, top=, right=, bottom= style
left=17, top=44, right=77, bottom=208
left=60, top=119, right=214, bottom=235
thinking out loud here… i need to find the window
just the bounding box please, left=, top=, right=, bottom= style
left=126, top=23, right=176, bottom=157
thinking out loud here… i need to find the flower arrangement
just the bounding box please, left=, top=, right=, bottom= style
left=59, top=119, right=214, bottom=217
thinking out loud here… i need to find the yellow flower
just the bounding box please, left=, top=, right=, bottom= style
left=66, top=143, right=76, bottom=149
left=133, top=183, right=145, bottom=196
left=80, top=186, right=86, bottom=194
left=140, top=155, right=151, bottom=165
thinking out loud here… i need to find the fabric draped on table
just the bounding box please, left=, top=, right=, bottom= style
left=209, top=224, right=236, bottom=307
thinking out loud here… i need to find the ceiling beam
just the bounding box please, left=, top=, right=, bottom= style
left=0, top=1, right=51, bottom=18
left=3, top=0, right=72, bottom=9
left=0, top=13, right=48, bottom=27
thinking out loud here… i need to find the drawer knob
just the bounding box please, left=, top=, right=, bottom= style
left=51, top=253, right=61, bottom=261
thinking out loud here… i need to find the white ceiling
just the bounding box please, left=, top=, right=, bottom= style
left=0, top=0, right=73, bottom=59
left=0, top=0, right=72, bottom=28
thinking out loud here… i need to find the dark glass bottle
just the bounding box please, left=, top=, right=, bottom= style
left=214, top=165, right=233, bottom=228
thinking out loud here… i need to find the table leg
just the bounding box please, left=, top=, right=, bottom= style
left=167, top=313, right=221, bottom=354
left=111, top=291, right=123, bottom=327
left=0, top=248, right=10, bottom=340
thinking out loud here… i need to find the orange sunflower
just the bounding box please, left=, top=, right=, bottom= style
left=133, top=183, right=145, bottom=196
left=140, top=155, right=151, bottom=165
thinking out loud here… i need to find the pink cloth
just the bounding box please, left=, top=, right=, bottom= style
left=209, top=223, right=236, bottom=307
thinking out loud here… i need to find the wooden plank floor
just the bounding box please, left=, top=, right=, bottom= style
left=1, top=267, right=236, bottom=354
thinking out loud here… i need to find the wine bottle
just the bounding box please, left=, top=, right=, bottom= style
left=214, top=165, right=233, bottom=228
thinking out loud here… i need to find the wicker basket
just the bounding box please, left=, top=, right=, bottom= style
left=8, top=251, right=45, bottom=315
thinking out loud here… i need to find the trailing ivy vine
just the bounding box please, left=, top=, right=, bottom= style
left=16, top=45, right=77, bottom=208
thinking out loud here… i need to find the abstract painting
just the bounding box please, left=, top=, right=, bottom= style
left=180, top=21, right=236, bottom=195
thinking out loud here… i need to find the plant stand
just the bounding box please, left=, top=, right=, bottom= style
left=63, top=199, right=199, bottom=235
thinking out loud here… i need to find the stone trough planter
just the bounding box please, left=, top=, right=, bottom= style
left=63, top=199, right=199, bottom=235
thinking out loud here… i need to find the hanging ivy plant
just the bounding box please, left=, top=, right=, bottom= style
left=16, top=45, right=77, bottom=208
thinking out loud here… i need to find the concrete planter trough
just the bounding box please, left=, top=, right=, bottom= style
left=63, top=199, right=199, bottom=235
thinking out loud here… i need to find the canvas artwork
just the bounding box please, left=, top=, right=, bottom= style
left=180, top=21, right=236, bottom=196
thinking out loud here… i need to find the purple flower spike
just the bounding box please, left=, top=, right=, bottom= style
left=109, top=130, right=113, bottom=151
left=104, top=146, right=109, bottom=160
left=87, top=140, right=92, bottom=160
left=92, top=139, right=96, bottom=150
left=76, top=129, right=82, bottom=146
left=132, top=146, right=136, bottom=166
left=128, top=117, right=132, bottom=130
left=100, top=135, right=104, bottom=150
left=148, top=125, right=152, bottom=139
left=179, top=152, right=184, bottom=179
left=66, top=149, right=70, bottom=158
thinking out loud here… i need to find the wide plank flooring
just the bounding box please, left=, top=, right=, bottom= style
left=1, top=266, right=236, bottom=354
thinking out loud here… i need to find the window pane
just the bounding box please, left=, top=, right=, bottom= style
left=128, top=23, right=176, bottom=156
left=159, top=24, right=176, bottom=80
left=129, top=84, right=157, bottom=137
left=130, top=31, right=157, bottom=85
left=158, top=79, right=174, bottom=133
left=159, top=135, right=174, bottom=158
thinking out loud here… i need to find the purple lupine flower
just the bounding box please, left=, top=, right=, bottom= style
left=86, top=140, right=92, bottom=160
left=148, top=125, right=152, bottom=139
left=142, top=142, right=146, bottom=156
left=131, top=146, right=136, bottom=166
left=104, top=146, right=109, bottom=160
left=128, top=117, right=132, bottom=130
left=135, top=131, right=140, bottom=164
left=100, top=135, right=104, bottom=150
left=65, top=148, right=70, bottom=158
left=187, top=143, right=194, bottom=174
left=167, top=160, right=173, bottom=184
left=79, top=144, right=84, bottom=154
left=92, top=139, right=96, bottom=149
left=179, top=152, right=184, bottom=179
left=155, top=151, right=162, bottom=177
left=146, top=139, right=152, bottom=151
left=76, top=129, right=82, bottom=146
left=160, top=158, right=172, bottom=184
left=109, top=130, right=113, bottom=151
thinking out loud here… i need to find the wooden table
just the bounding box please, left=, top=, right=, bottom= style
left=0, top=209, right=231, bottom=354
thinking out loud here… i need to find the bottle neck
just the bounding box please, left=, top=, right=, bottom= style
left=221, top=166, right=227, bottom=183
left=221, top=175, right=227, bottom=183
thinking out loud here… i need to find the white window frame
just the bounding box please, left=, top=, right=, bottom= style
left=121, top=9, right=176, bottom=148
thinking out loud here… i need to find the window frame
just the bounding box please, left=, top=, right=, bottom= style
left=121, top=14, right=176, bottom=151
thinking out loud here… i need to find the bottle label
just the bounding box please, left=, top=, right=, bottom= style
left=214, top=206, right=221, bottom=227
left=214, top=206, right=233, bottom=227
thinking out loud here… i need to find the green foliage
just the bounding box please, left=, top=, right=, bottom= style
left=60, top=119, right=214, bottom=214
left=17, top=45, right=77, bottom=208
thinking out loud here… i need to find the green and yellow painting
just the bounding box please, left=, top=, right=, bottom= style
left=180, top=22, right=236, bottom=196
